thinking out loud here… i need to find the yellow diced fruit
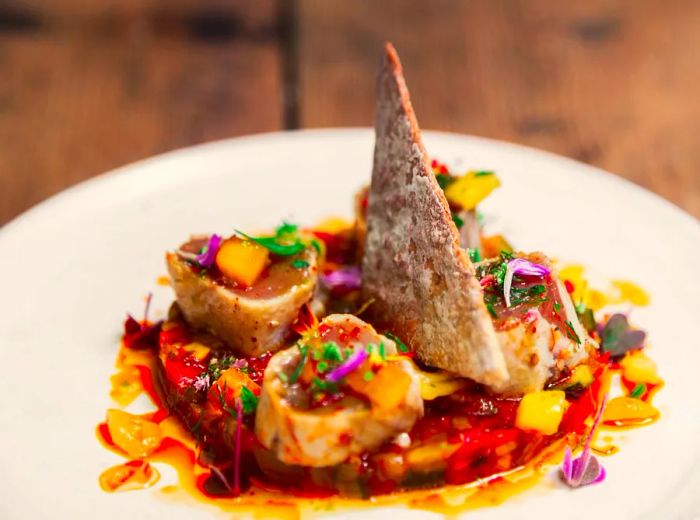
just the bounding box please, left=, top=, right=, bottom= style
left=354, top=364, right=411, bottom=411
left=569, top=365, right=593, bottom=387
left=182, top=342, right=211, bottom=361
left=313, top=217, right=352, bottom=234
left=610, top=280, right=650, bottom=306
left=620, top=351, right=661, bottom=385
left=444, top=171, right=501, bottom=211
left=515, top=390, right=568, bottom=435
left=418, top=370, right=467, bottom=400
left=106, top=409, right=163, bottom=458
left=215, top=238, right=269, bottom=287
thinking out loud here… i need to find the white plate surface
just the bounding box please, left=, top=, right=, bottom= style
left=1, top=129, right=699, bottom=519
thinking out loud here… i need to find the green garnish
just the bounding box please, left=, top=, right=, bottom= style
left=312, top=377, right=329, bottom=390
left=435, top=173, right=452, bottom=189
left=476, top=210, right=485, bottom=227
left=474, top=170, right=494, bottom=177
left=363, top=371, right=375, bottom=382
left=236, top=221, right=307, bottom=257
left=292, top=259, right=309, bottom=269
left=240, top=386, right=259, bottom=414
left=564, top=321, right=582, bottom=345
left=630, top=383, right=646, bottom=399
left=322, top=342, right=342, bottom=362
left=468, top=248, right=482, bottom=263
left=316, top=361, right=329, bottom=373
left=452, top=213, right=464, bottom=229
left=207, top=355, right=235, bottom=381
left=311, top=239, right=323, bottom=255
left=385, top=332, right=409, bottom=353
left=554, top=302, right=562, bottom=312
left=486, top=302, right=498, bottom=318
left=378, top=343, right=386, bottom=359
left=289, top=345, right=308, bottom=383
left=277, top=372, right=289, bottom=383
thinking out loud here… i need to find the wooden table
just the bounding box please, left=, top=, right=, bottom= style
left=2, top=0, right=699, bottom=225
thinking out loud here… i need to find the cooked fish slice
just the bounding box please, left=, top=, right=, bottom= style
left=479, top=254, right=595, bottom=394
left=361, top=43, right=508, bottom=388
left=166, top=244, right=318, bottom=357
left=255, top=314, right=423, bottom=467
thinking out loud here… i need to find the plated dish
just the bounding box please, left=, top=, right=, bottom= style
left=93, top=44, right=665, bottom=515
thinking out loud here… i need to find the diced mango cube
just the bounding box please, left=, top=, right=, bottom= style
left=444, top=171, right=501, bottom=211
left=182, top=342, right=211, bottom=361
left=215, top=238, right=269, bottom=286
left=569, top=365, right=593, bottom=387
left=620, top=351, right=661, bottom=384
left=106, top=409, right=163, bottom=458
left=515, top=390, right=568, bottom=435
left=348, top=363, right=411, bottom=411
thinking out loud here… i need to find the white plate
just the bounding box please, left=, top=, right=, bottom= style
left=1, top=129, right=699, bottom=520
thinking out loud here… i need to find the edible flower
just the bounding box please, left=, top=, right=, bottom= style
left=326, top=348, right=368, bottom=383
left=503, top=258, right=551, bottom=308
left=123, top=293, right=162, bottom=350
left=561, top=395, right=607, bottom=488
left=193, top=373, right=211, bottom=392
left=196, top=234, right=222, bottom=268
left=321, top=266, right=362, bottom=292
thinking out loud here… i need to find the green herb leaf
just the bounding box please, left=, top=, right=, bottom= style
left=630, top=383, right=646, bottom=399
left=237, top=231, right=306, bottom=256
left=378, top=342, right=386, bottom=359
left=240, top=386, right=259, bottom=414
left=474, top=170, right=494, bottom=177
left=435, top=173, right=452, bottom=190
left=467, top=248, right=482, bottom=263
left=292, top=259, right=309, bottom=269
left=384, top=332, right=409, bottom=353
left=553, top=302, right=562, bottom=312
left=322, top=342, right=342, bottom=362
left=289, top=345, right=308, bottom=383
left=452, top=213, right=464, bottom=229
left=486, top=302, right=498, bottom=319
left=564, top=320, right=582, bottom=345
left=316, top=361, right=329, bottom=373
left=363, top=371, right=375, bottom=382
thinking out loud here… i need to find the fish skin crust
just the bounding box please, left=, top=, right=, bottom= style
left=361, top=43, right=508, bottom=388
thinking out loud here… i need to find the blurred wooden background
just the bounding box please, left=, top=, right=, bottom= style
left=1, top=0, right=699, bottom=224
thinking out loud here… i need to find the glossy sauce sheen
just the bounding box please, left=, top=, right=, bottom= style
left=99, top=231, right=662, bottom=514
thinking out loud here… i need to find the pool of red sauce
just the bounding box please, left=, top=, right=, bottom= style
left=99, top=231, right=625, bottom=513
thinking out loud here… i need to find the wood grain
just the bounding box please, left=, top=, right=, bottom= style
left=2, top=0, right=699, bottom=225
left=0, top=1, right=282, bottom=224
left=297, top=0, right=700, bottom=218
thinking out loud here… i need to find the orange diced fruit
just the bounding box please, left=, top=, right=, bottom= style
left=365, top=364, right=411, bottom=411
left=106, top=409, right=163, bottom=458
left=216, top=238, right=269, bottom=286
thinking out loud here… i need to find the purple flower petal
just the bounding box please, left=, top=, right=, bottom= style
left=504, top=258, right=551, bottom=308
left=326, top=348, right=368, bottom=383
left=196, top=234, right=222, bottom=268
left=560, top=394, right=608, bottom=488
left=561, top=446, right=574, bottom=481
left=321, top=266, right=362, bottom=292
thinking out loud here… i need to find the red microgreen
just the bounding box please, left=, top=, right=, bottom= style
left=600, top=314, right=646, bottom=359
left=123, top=293, right=162, bottom=350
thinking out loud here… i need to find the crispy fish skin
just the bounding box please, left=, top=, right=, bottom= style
left=361, top=43, right=508, bottom=388
left=166, top=250, right=317, bottom=357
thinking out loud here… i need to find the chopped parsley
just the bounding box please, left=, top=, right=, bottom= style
left=207, top=355, right=236, bottom=381
left=292, top=259, right=309, bottom=269
left=384, top=332, right=409, bottom=353
left=240, top=386, right=258, bottom=414
left=468, top=248, right=481, bottom=263
left=363, top=371, right=375, bottom=382
left=564, top=320, right=582, bottom=345
left=289, top=345, right=308, bottom=383
left=322, top=342, right=343, bottom=362
left=474, top=170, right=494, bottom=177
left=452, top=213, right=464, bottom=229
left=554, top=302, right=562, bottom=312
left=630, top=383, right=646, bottom=399
left=486, top=302, right=498, bottom=318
